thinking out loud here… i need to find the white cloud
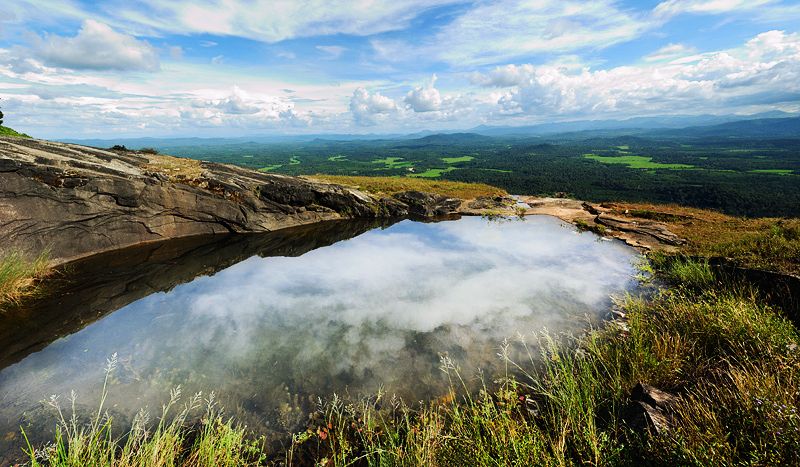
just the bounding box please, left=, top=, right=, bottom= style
left=102, top=0, right=461, bottom=43
left=410, top=0, right=649, bottom=66
left=644, top=43, right=697, bottom=62
left=405, top=74, right=442, bottom=112
left=477, top=30, right=800, bottom=118
left=349, top=87, right=398, bottom=125
left=30, top=19, right=159, bottom=71
left=653, top=0, right=778, bottom=19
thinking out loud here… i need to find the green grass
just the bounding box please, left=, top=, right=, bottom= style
left=327, top=155, right=348, bottom=162
left=708, top=220, right=800, bottom=273
left=750, top=169, right=795, bottom=175
left=584, top=153, right=695, bottom=170
left=408, top=167, right=457, bottom=178
left=371, top=157, right=413, bottom=169
left=0, top=125, right=31, bottom=138
left=23, top=355, right=266, bottom=467
left=0, top=250, right=50, bottom=308
left=258, top=164, right=283, bottom=172
left=289, top=156, right=301, bottom=165
left=574, top=219, right=608, bottom=236
left=441, top=156, right=474, bottom=164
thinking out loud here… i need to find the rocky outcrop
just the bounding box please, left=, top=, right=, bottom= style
left=595, top=213, right=686, bottom=246
left=394, top=190, right=463, bottom=217
left=0, top=137, right=460, bottom=263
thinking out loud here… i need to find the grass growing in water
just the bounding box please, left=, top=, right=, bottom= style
left=23, top=354, right=266, bottom=466
left=0, top=250, right=50, bottom=307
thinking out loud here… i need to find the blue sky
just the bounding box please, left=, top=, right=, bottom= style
left=1, top=0, right=799, bottom=138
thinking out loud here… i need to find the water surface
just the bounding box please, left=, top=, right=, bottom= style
left=0, top=216, right=640, bottom=460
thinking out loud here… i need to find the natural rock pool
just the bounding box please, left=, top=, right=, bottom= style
left=0, top=215, right=641, bottom=460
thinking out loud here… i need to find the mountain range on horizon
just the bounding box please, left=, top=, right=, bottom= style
left=63, top=112, right=800, bottom=148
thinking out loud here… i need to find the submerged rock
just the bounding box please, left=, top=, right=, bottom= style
left=0, top=137, right=462, bottom=263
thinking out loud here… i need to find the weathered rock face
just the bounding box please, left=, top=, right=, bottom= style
left=0, top=137, right=460, bottom=263
left=393, top=190, right=463, bottom=217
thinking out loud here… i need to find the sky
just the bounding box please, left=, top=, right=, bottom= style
left=1, top=0, right=799, bottom=138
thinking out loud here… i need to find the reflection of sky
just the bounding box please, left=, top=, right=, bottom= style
left=0, top=216, right=640, bottom=440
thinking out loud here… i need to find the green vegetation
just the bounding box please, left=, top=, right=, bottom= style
left=0, top=125, right=31, bottom=138
left=327, top=155, right=347, bottom=162
left=615, top=203, right=800, bottom=275
left=408, top=167, right=457, bottom=178
left=583, top=153, right=695, bottom=170
left=289, top=156, right=301, bottom=165
left=750, top=169, right=794, bottom=175
left=258, top=164, right=283, bottom=172
left=309, top=175, right=506, bottom=199
left=372, top=156, right=413, bottom=169
left=441, top=155, right=474, bottom=164
left=574, top=218, right=607, bottom=235
left=0, top=250, right=50, bottom=308
left=23, top=355, right=265, bottom=466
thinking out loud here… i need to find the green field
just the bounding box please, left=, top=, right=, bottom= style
left=372, top=156, right=413, bottom=169
left=327, top=155, right=347, bottom=162
left=750, top=169, right=794, bottom=175
left=441, top=155, right=474, bottom=163
left=584, top=154, right=695, bottom=170
left=409, top=167, right=458, bottom=178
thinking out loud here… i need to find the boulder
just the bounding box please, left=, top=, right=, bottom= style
left=392, top=190, right=463, bottom=217
left=595, top=213, right=686, bottom=246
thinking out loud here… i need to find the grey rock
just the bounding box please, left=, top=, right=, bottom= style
left=392, top=190, right=462, bottom=217
left=595, top=213, right=686, bottom=246
left=0, top=137, right=426, bottom=263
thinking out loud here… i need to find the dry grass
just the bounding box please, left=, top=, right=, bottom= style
left=611, top=202, right=800, bottom=275
left=143, top=154, right=204, bottom=183
left=0, top=250, right=50, bottom=308
left=308, top=174, right=506, bottom=200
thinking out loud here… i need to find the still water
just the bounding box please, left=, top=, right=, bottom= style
left=0, top=216, right=640, bottom=459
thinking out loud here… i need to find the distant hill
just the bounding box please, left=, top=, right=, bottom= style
left=644, top=117, right=800, bottom=139
left=397, top=133, right=494, bottom=146
left=469, top=112, right=797, bottom=137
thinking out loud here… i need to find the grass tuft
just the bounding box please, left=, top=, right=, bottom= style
left=0, top=249, right=50, bottom=308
